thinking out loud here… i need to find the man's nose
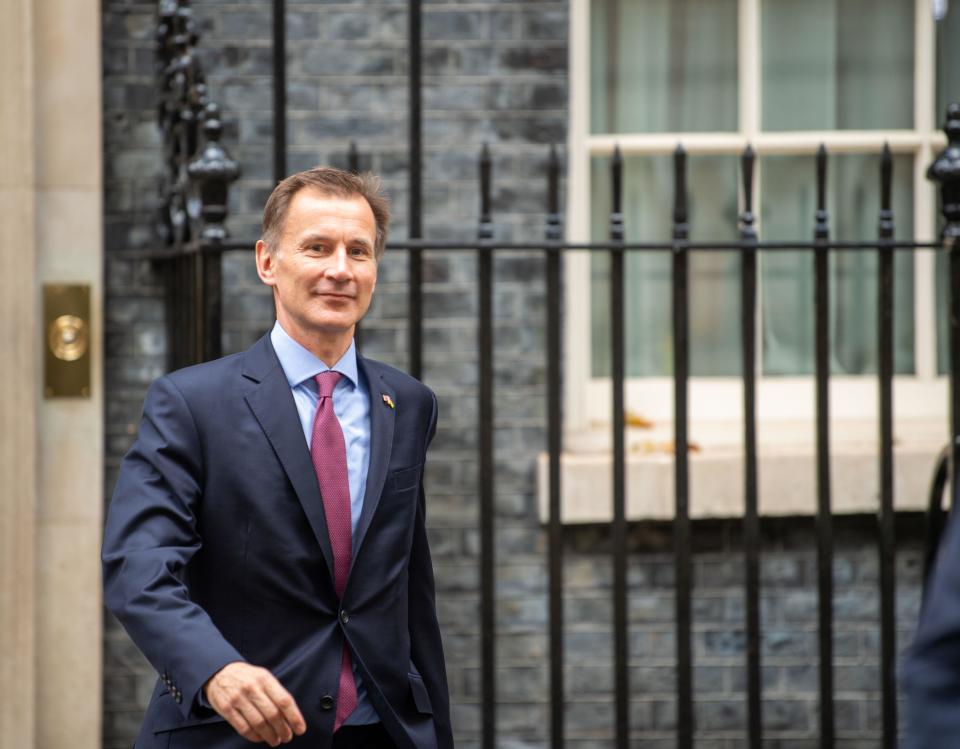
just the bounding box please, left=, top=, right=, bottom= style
left=325, top=246, right=352, bottom=280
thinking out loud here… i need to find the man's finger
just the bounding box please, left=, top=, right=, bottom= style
left=248, top=684, right=295, bottom=744
left=236, top=698, right=282, bottom=747
left=221, top=704, right=261, bottom=744
left=262, top=676, right=307, bottom=736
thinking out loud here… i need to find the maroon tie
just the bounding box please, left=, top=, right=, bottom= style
left=310, top=371, right=357, bottom=730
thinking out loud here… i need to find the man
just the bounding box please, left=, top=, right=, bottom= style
left=103, top=167, right=452, bottom=749
left=904, top=494, right=960, bottom=747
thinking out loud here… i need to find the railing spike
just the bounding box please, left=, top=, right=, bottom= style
left=478, top=143, right=493, bottom=240
left=673, top=144, right=688, bottom=241
left=348, top=141, right=360, bottom=174
left=546, top=145, right=562, bottom=241
left=609, top=145, right=624, bottom=242
left=740, top=145, right=757, bottom=243
left=879, top=143, right=894, bottom=239
left=815, top=144, right=829, bottom=241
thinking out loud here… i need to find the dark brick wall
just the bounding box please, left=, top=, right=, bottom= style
left=102, top=2, right=923, bottom=748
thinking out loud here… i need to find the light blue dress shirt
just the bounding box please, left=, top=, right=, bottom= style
left=270, top=321, right=378, bottom=725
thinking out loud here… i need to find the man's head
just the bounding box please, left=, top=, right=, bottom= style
left=255, top=167, right=391, bottom=360
left=260, top=167, right=390, bottom=259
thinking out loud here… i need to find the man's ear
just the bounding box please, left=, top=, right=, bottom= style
left=255, top=240, right=277, bottom=288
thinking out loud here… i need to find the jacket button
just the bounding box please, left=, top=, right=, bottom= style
left=320, top=694, right=334, bottom=711
left=340, top=610, right=349, bottom=624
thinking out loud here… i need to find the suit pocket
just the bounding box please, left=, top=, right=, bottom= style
left=390, top=464, right=421, bottom=494
left=408, top=672, right=433, bottom=715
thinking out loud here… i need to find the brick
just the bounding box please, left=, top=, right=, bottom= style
left=217, top=8, right=272, bottom=40
left=495, top=45, right=566, bottom=74
left=424, top=10, right=487, bottom=41
left=696, top=698, right=745, bottom=730
left=294, top=45, right=397, bottom=76
left=518, top=8, right=567, bottom=40
left=762, top=699, right=814, bottom=731
left=285, top=10, right=322, bottom=40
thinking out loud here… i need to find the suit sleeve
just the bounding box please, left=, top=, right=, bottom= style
left=102, top=375, right=244, bottom=719
left=903, top=499, right=960, bottom=747
left=408, top=390, right=454, bottom=749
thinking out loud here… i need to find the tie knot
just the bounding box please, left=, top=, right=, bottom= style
left=315, top=371, right=343, bottom=398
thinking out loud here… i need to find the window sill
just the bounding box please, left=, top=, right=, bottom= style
left=537, top=419, right=946, bottom=523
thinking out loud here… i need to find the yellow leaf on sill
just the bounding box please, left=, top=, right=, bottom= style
left=625, top=410, right=654, bottom=429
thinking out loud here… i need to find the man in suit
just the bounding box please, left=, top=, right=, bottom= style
left=904, top=493, right=960, bottom=747
left=102, top=167, right=452, bottom=749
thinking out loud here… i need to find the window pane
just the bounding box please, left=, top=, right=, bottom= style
left=591, top=155, right=740, bottom=377
left=590, top=0, right=738, bottom=134
left=937, top=2, right=960, bottom=123
left=760, top=153, right=915, bottom=375
left=762, top=0, right=914, bottom=130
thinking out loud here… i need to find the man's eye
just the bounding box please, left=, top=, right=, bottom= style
left=350, top=247, right=370, bottom=257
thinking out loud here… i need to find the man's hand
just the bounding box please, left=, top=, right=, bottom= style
left=204, top=662, right=307, bottom=746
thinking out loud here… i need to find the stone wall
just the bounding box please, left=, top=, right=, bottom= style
left=101, top=2, right=924, bottom=748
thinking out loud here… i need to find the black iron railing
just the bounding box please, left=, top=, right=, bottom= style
left=147, top=2, right=960, bottom=749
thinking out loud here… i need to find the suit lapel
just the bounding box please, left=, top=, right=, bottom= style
left=242, top=335, right=335, bottom=584
left=351, top=356, right=395, bottom=563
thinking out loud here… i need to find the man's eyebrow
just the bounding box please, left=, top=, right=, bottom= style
left=297, top=233, right=374, bottom=249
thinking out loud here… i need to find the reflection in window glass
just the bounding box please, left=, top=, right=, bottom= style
left=762, top=0, right=913, bottom=130
left=590, top=155, right=740, bottom=377
left=936, top=3, right=960, bottom=123
left=590, top=0, right=738, bottom=134
left=760, top=153, right=915, bottom=375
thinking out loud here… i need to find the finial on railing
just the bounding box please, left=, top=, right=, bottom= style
left=739, top=145, right=756, bottom=242
left=815, top=144, right=830, bottom=241
left=879, top=143, right=894, bottom=240
left=478, top=143, right=493, bottom=240
left=187, top=103, right=241, bottom=244
left=545, top=145, right=562, bottom=242
left=348, top=141, right=360, bottom=174
left=184, top=72, right=208, bottom=160
left=156, top=2, right=177, bottom=73
left=928, top=103, right=960, bottom=244
left=609, top=145, right=624, bottom=242
left=673, top=144, right=688, bottom=241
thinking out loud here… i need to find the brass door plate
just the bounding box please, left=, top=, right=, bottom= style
left=44, top=284, right=91, bottom=398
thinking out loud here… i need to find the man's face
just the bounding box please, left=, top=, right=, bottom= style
left=256, top=189, right=378, bottom=342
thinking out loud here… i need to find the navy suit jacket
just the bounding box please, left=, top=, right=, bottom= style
left=903, top=497, right=960, bottom=747
left=102, top=333, right=453, bottom=749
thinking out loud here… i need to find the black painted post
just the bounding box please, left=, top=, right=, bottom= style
left=544, top=144, right=565, bottom=749
left=408, top=0, right=423, bottom=381
left=813, top=143, right=835, bottom=749
left=187, top=102, right=240, bottom=362
left=876, top=143, right=897, bottom=749
left=739, top=145, right=762, bottom=749
left=608, top=145, right=628, bottom=749
left=156, top=3, right=177, bottom=370
left=477, top=144, right=495, bottom=749
left=672, top=144, right=693, bottom=749
left=928, top=103, right=960, bottom=509
left=272, top=0, right=286, bottom=183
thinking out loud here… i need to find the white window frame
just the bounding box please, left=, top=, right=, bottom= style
left=564, top=0, right=949, bottom=453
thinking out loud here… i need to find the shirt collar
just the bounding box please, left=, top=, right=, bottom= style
left=270, top=321, right=359, bottom=389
